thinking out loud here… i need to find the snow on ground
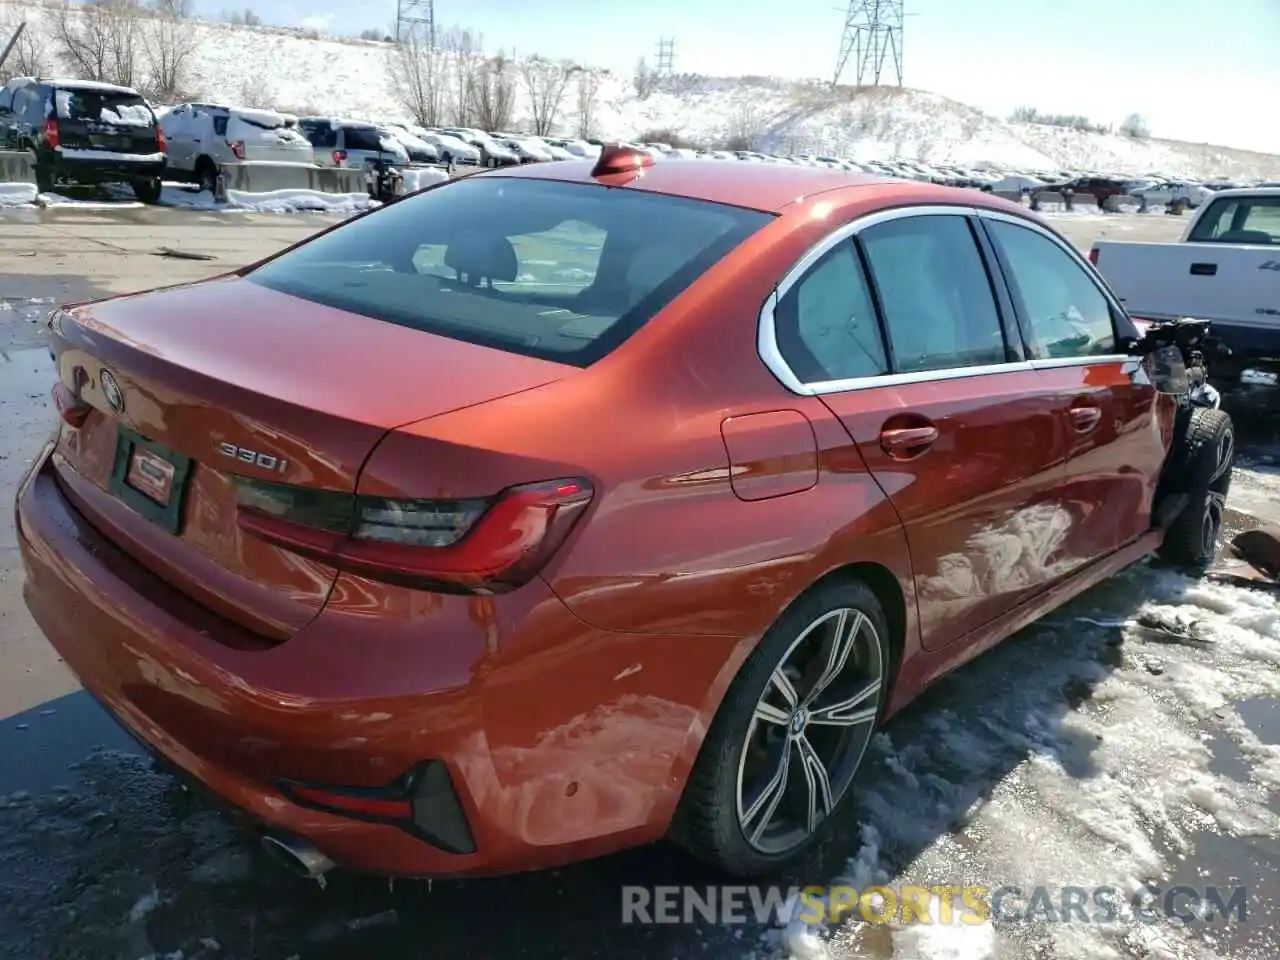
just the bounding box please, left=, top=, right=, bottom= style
left=3, top=1, right=1280, bottom=178
left=781, top=563, right=1280, bottom=960
left=20, top=182, right=378, bottom=215
left=0, top=183, right=37, bottom=207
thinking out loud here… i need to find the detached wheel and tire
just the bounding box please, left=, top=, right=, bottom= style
left=132, top=177, right=163, bottom=204
left=671, top=579, right=889, bottom=876
left=1158, top=407, right=1235, bottom=569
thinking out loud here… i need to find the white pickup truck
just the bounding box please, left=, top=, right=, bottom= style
left=1089, top=186, right=1280, bottom=380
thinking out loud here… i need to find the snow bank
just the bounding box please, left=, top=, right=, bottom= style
left=401, top=167, right=449, bottom=192
left=0, top=183, right=37, bottom=207
left=222, top=187, right=376, bottom=214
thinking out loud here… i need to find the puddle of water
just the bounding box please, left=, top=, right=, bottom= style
left=1237, top=697, right=1280, bottom=746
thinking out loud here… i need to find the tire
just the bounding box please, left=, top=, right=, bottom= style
left=131, top=176, right=163, bottom=204
left=195, top=157, right=218, bottom=194
left=670, top=578, right=890, bottom=877
left=1157, top=407, right=1234, bottom=570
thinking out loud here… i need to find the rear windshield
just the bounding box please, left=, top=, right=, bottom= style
left=245, top=177, right=772, bottom=366
left=56, top=89, right=153, bottom=127
left=343, top=126, right=385, bottom=151
left=1187, top=195, right=1280, bottom=245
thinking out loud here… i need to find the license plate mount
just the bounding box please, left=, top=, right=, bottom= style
left=108, top=427, right=193, bottom=534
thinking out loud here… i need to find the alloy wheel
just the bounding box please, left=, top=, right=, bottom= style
left=735, top=607, right=885, bottom=855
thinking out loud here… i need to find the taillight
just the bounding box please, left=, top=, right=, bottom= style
left=332, top=149, right=347, bottom=165
left=44, top=118, right=59, bottom=150
left=156, top=126, right=166, bottom=152
left=234, top=477, right=594, bottom=593
left=1088, top=247, right=1099, bottom=264
left=229, top=139, right=245, bottom=160
left=52, top=382, right=90, bottom=427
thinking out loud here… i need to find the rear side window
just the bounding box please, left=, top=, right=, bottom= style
left=212, top=115, right=228, bottom=136
left=774, top=242, right=888, bottom=382
left=344, top=126, right=384, bottom=151
left=245, top=177, right=771, bottom=366
left=56, top=89, right=154, bottom=127
left=1187, top=196, right=1280, bottom=244
left=859, top=215, right=1007, bottom=373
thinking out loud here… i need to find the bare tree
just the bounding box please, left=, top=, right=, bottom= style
left=442, top=27, right=483, bottom=127
left=522, top=56, right=574, bottom=136
left=52, top=0, right=142, bottom=87
left=0, top=11, right=51, bottom=82
left=472, top=52, right=516, bottom=131
left=141, top=0, right=198, bottom=100
left=1119, top=112, right=1150, bottom=139
left=387, top=31, right=447, bottom=126
left=574, top=68, right=601, bottom=139
left=236, top=68, right=274, bottom=108
left=723, top=99, right=764, bottom=151
left=222, top=7, right=261, bottom=26
left=633, top=56, right=657, bottom=99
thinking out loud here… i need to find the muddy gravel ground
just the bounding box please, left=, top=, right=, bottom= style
left=0, top=208, right=1277, bottom=960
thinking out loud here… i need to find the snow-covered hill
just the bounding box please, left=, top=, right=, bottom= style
left=3, top=0, right=1279, bottom=179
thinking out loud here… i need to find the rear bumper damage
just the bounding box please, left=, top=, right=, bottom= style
left=15, top=443, right=726, bottom=877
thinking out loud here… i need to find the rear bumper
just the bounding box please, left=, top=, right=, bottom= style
left=52, top=154, right=166, bottom=183
left=15, top=443, right=730, bottom=877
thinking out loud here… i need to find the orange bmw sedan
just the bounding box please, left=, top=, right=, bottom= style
left=15, top=147, right=1233, bottom=880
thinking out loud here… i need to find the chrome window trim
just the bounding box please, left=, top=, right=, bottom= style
left=757, top=203, right=1138, bottom=397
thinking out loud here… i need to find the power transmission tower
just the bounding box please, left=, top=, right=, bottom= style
left=656, top=37, right=676, bottom=75
left=396, top=0, right=436, bottom=45
left=833, top=0, right=905, bottom=88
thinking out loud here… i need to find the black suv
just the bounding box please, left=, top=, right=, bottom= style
left=0, top=77, right=166, bottom=202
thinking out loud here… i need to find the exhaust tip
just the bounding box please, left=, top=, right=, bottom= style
left=261, top=832, right=336, bottom=880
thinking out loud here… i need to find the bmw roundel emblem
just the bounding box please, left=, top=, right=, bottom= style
left=100, top=369, right=123, bottom=413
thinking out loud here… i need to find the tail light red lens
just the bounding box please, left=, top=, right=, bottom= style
left=1088, top=247, right=1099, bottom=264
left=44, top=118, right=59, bottom=150
left=229, top=140, right=245, bottom=160
left=234, top=477, right=594, bottom=593
left=51, top=382, right=90, bottom=427
left=156, top=125, right=166, bottom=152
left=332, top=149, right=347, bottom=165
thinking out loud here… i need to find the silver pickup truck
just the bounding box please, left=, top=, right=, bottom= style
left=1088, top=186, right=1280, bottom=380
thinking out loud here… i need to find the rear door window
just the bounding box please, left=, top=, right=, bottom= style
left=858, top=214, right=1009, bottom=373
left=246, top=177, right=771, bottom=366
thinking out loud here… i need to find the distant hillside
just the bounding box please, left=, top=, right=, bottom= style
left=2, top=1, right=1277, bottom=179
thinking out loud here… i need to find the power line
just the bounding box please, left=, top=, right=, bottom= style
left=833, top=0, right=907, bottom=87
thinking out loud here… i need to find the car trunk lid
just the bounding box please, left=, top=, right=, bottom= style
left=48, top=277, right=570, bottom=644
left=53, top=88, right=160, bottom=155
left=228, top=110, right=314, bottom=164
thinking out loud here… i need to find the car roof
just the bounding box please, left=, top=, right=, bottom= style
left=37, top=78, right=141, bottom=96
left=467, top=158, right=1015, bottom=214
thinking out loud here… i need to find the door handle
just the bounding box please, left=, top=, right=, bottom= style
left=880, top=425, right=938, bottom=459
left=1068, top=406, right=1102, bottom=432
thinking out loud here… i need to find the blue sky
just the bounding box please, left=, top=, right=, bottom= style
left=200, top=0, right=1280, bottom=152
